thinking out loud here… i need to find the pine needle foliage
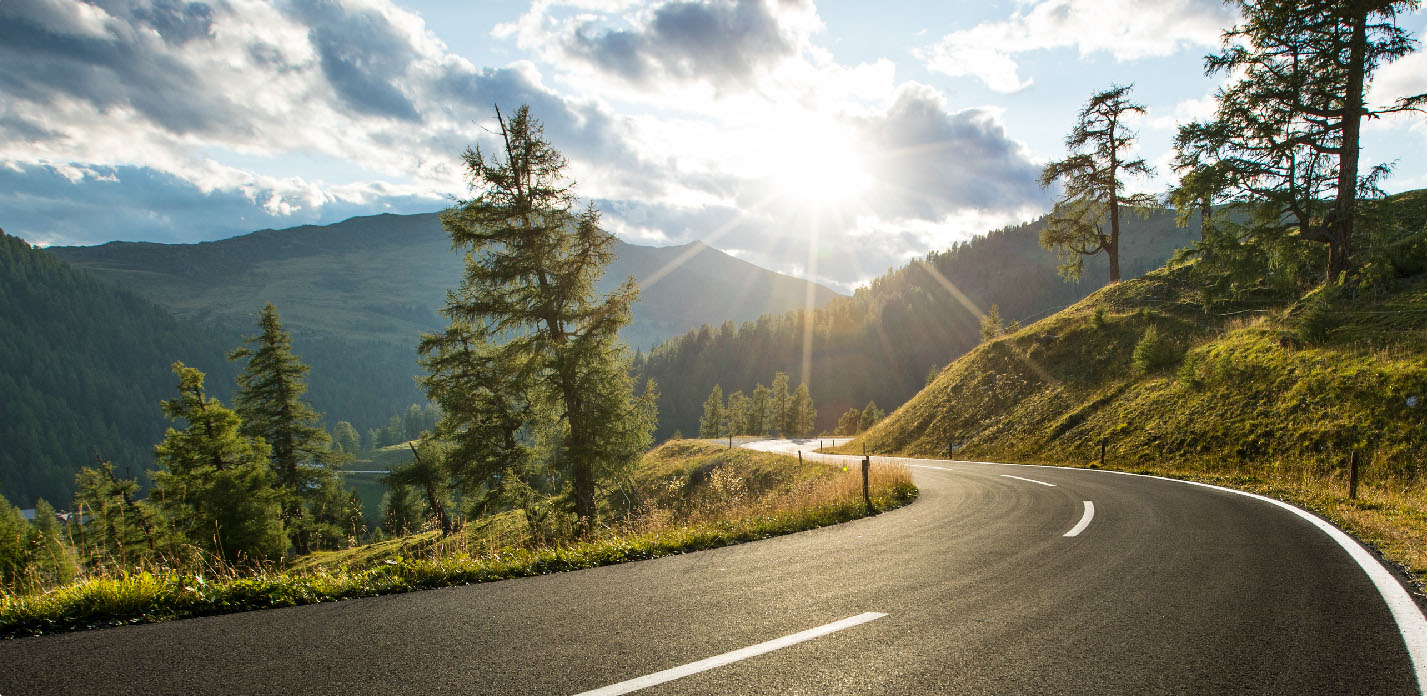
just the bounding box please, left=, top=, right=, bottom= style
left=230, top=303, right=341, bottom=553
left=151, top=363, right=285, bottom=564
left=419, top=105, right=656, bottom=533
left=1039, top=84, right=1157, bottom=283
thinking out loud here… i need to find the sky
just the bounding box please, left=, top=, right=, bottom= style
left=3, top=0, right=1426, bottom=293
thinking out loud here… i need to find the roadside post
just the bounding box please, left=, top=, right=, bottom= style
left=862, top=455, right=872, bottom=514
left=1099, top=437, right=1108, bottom=468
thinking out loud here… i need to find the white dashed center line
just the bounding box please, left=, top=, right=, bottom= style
left=572, top=612, right=888, bottom=696
left=1064, top=501, right=1095, bottom=537
left=1000, top=474, right=1056, bottom=487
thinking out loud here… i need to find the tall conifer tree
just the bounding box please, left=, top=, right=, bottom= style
left=230, top=303, right=339, bottom=554
left=420, top=105, right=656, bottom=533
left=770, top=372, right=791, bottom=436
left=151, top=363, right=284, bottom=563
left=790, top=383, right=816, bottom=437
left=1173, top=0, right=1425, bottom=280
left=1039, top=85, right=1155, bottom=283
left=699, top=385, right=726, bottom=438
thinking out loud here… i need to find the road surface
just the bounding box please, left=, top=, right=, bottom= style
left=3, top=439, right=1424, bottom=695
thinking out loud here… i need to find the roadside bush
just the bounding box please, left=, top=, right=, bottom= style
left=1132, top=325, right=1180, bottom=374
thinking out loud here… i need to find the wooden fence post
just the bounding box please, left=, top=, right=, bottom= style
left=862, top=455, right=872, bottom=515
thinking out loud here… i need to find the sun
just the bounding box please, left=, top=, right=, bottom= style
left=764, top=118, right=873, bottom=212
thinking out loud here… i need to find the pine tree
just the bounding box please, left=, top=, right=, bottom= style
left=0, top=492, right=34, bottom=586
left=381, top=482, right=425, bottom=537
left=419, top=105, right=656, bottom=533
left=306, top=477, right=367, bottom=550
left=151, top=362, right=285, bottom=564
left=725, top=390, right=749, bottom=435
left=72, top=457, right=157, bottom=566
left=29, top=499, right=76, bottom=585
left=1173, top=0, right=1425, bottom=280
left=386, top=437, right=454, bottom=536
left=699, top=385, right=726, bottom=438
left=837, top=408, right=863, bottom=435
left=1039, top=85, right=1156, bottom=283
left=748, top=383, right=773, bottom=436
left=230, top=303, right=340, bottom=554
left=791, top=383, right=816, bottom=437
left=332, top=421, right=361, bottom=454
left=980, top=304, right=1003, bottom=342
left=859, top=400, right=885, bottom=432
left=770, top=372, right=791, bottom=436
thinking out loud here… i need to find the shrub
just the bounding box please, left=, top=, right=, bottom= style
left=1132, top=325, right=1180, bottom=374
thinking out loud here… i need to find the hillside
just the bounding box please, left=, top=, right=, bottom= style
left=851, top=190, right=1427, bottom=579
left=638, top=207, right=1202, bottom=438
left=0, top=232, right=237, bottom=507
left=49, top=212, right=841, bottom=352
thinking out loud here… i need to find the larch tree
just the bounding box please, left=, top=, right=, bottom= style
left=230, top=303, right=340, bottom=555
left=770, top=372, right=791, bottom=436
left=699, top=384, right=726, bottom=438
left=1173, top=0, right=1425, bottom=280
left=332, top=421, right=361, bottom=455
left=980, top=304, right=1003, bottom=342
left=151, top=362, right=285, bottom=564
left=419, top=105, right=657, bottom=534
left=1039, top=84, right=1156, bottom=283
left=725, top=389, right=749, bottom=435
left=790, top=383, right=817, bottom=437
left=748, top=383, right=772, bottom=435
left=858, top=400, right=885, bottom=432
left=837, top=408, right=862, bottom=435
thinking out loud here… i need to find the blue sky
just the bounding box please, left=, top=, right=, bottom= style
left=3, top=0, right=1425, bottom=292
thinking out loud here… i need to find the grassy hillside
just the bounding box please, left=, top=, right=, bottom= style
left=639, top=207, right=1202, bottom=437
left=851, top=213, right=1427, bottom=582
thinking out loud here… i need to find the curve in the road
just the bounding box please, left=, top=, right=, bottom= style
left=5, top=438, right=1426, bottom=695
left=756, top=438, right=1427, bottom=693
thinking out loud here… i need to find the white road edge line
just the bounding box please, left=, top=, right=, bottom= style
left=572, top=612, right=888, bottom=696
left=1096, top=470, right=1427, bottom=693
left=1000, top=474, right=1056, bottom=487
left=1064, top=501, right=1095, bottom=537
left=740, top=441, right=1427, bottom=692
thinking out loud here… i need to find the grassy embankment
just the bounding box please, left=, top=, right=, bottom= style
left=1, top=441, right=915, bottom=637
left=842, top=256, right=1427, bottom=587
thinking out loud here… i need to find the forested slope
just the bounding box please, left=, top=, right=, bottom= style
left=0, top=232, right=236, bottom=507
left=637, top=208, right=1202, bottom=438
left=50, top=213, right=840, bottom=433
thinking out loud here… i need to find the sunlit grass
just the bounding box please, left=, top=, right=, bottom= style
left=1, top=442, right=915, bottom=637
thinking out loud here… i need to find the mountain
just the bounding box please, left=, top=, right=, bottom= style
left=0, top=231, right=238, bottom=507
left=48, top=213, right=841, bottom=433
left=5, top=213, right=836, bottom=507
left=636, top=207, right=1204, bottom=439
left=49, top=213, right=840, bottom=352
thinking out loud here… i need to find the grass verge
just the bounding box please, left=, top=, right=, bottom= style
left=1, top=442, right=915, bottom=638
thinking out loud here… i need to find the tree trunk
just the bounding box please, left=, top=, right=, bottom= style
left=1107, top=121, right=1122, bottom=284
left=1331, top=8, right=1367, bottom=280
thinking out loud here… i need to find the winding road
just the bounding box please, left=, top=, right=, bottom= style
left=3, top=439, right=1425, bottom=695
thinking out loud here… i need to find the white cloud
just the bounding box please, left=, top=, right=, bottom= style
left=922, top=0, right=1234, bottom=93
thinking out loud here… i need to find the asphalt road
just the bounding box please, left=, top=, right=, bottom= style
left=3, top=439, right=1424, bottom=695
